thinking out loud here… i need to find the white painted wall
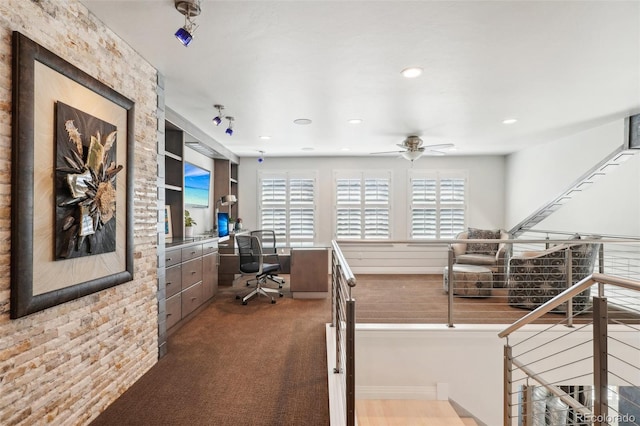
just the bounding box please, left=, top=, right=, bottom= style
left=538, top=154, right=640, bottom=236
left=238, top=155, right=505, bottom=246
left=504, top=119, right=640, bottom=235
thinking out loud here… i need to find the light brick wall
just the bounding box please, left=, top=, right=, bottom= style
left=0, top=1, right=159, bottom=425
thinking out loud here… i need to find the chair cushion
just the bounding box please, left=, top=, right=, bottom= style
left=239, top=261, right=260, bottom=274
left=466, top=228, right=500, bottom=255
left=263, top=263, right=280, bottom=274
left=455, top=253, right=496, bottom=266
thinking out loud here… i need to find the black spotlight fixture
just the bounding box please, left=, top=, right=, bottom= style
left=225, top=117, right=235, bottom=136
left=174, top=0, right=201, bottom=47
left=212, top=104, right=225, bottom=126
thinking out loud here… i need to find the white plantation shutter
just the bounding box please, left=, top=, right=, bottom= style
left=260, top=178, right=287, bottom=240
left=336, top=178, right=361, bottom=239
left=288, top=178, right=315, bottom=243
left=439, top=177, right=465, bottom=238
left=410, top=172, right=466, bottom=239
left=259, top=173, right=316, bottom=245
left=364, top=208, right=389, bottom=238
left=335, top=172, right=391, bottom=239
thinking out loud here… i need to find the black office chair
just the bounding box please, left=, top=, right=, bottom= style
left=235, top=234, right=283, bottom=305
left=251, top=230, right=286, bottom=288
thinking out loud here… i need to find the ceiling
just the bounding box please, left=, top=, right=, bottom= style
left=81, top=0, right=640, bottom=158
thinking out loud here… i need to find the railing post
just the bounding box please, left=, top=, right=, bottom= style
left=565, top=248, right=574, bottom=327
left=331, top=254, right=337, bottom=328
left=504, top=344, right=512, bottom=426
left=447, top=246, right=454, bottom=328
left=593, top=296, right=608, bottom=424
left=346, top=299, right=356, bottom=426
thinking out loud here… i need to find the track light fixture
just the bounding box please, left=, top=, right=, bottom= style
left=212, top=104, right=225, bottom=126
left=225, top=117, right=234, bottom=136
left=174, top=0, right=201, bottom=47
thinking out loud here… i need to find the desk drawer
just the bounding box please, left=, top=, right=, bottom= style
left=182, top=244, right=202, bottom=262
left=166, top=265, right=182, bottom=298
left=165, top=248, right=182, bottom=268
left=181, top=258, right=203, bottom=289
left=166, top=293, right=181, bottom=330
left=182, top=282, right=203, bottom=317
left=202, top=241, right=218, bottom=255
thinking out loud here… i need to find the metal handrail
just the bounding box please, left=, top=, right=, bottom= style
left=499, top=273, right=640, bottom=338
left=331, top=240, right=357, bottom=426
left=332, top=240, right=357, bottom=288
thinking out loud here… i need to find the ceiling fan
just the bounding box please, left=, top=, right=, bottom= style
left=371, top=135, right=454, bottom=162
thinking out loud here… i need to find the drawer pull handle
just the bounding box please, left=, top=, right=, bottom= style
left=191, top=271, right=196, bottom=275
left=166, top=258, right=172, bottom=262
left=191, top=297, right=197, bottom=301
left=167, top=313, right=172, bottom=317
left=191, top=251, right=196, bottom=255
left=167, top=282, right=172, bottom=286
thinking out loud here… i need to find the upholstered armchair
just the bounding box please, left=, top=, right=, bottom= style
left=506, top=242, right=601, bottom=313
left=451, top=228, right=511, bottom=287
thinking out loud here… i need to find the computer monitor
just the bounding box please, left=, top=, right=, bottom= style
left=217, top=212, right=229, bottom=237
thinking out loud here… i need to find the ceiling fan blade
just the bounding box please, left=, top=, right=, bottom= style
left=371, top=150, right=405, bottom=155
left=423, top=143, right=454, bottom=150
left=424, top=150, right=446, bottom=156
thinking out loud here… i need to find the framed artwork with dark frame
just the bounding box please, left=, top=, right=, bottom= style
left=10, top=32, right=135, bottom=318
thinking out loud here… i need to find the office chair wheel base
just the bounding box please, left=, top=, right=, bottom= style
left=271, top=299, right=276, bottom=304
left=236, top=295, right=240, bottom=300
left=242, top=300, right=248, bottom=305
left=279, top=293, right=284, bottom=297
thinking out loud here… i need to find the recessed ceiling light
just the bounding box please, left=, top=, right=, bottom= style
left=259, top=135, right=271, bottom=140
left=502, top=118, right=518, bottom=125
left=401, top=67, right=423, bottom=78
left=301, top=147, right=314, bottom=151
left=294, top=118, right=312, bottom=125
left=348, top=119, right=363, bottom=124
left=341, top=147, right=351, bottom=152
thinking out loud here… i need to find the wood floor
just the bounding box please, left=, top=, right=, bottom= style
left=356, top=400, right=478, bottom=426
left=351, top=273, right=639, bottom=325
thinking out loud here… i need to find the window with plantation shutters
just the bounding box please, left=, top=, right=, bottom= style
left=259, top=173, right=316, bottom=246
left=410, top=172, right=466, bottom=239
left=335, top=172, right=391, bottom=239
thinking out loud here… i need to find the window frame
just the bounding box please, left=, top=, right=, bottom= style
left=408, top=170, right=467, bottom=239
left=258, top=170, right=317, bottom=246
left=334, top=170, right=392, bottom=240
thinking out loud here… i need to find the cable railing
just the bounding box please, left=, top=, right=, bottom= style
left=328, top=233, right=640, bottom=424
left=331, top=240, right=357, bottom=426
left=498, top=273, right=640, bottom=425
left=334, top=235, right=640, bottom=326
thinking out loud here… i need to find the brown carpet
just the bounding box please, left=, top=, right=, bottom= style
left=91, top=276, right=331, bottom=426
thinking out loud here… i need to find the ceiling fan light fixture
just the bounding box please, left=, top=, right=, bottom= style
left=401, top=150, right=423, bottom=162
